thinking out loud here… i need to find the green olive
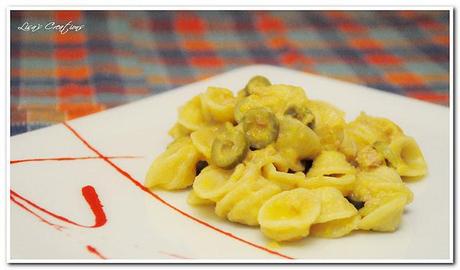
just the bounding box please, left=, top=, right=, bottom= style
left=284, top=104, right=315, bottom=129
left=244, top=75, right=271, bottom=95
left=242, top=107, right=279, bottom=149
left=211, top=125, right=248, bottom=169
left=234, top=95, right=260, bottom=123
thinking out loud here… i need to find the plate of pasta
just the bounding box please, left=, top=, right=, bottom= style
left=10, top=65, right=451, bottom=262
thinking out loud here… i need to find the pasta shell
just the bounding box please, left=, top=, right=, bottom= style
left=388, top=136, right=428, bottom=178
left=178, top=96, right=207, bottom=131
left=312, top=187, right=357, bottom=224
left=262, top=163, right=306, bottom=190
left=306, top=100, right=346, bottom=149
left=187, top=190, right=215, bottom=206
left=213, top=164, right=264, bottom=218
left=258, top=188, right=321, bottom=241
left=346, top=112, right=404, bottom=150
left=306, top=150, right=356, bottom=178
left=168, top=122, right=192, bottom=139
left=193, top=164, right=246, bottom=201
left=356, top=145, right=385, bottom=169
left=252, top=84, right=307, bottom=101
left=227, top=178, right=281, bottom=226
left=301, top=174, right=356, bottom=196
left=358, top=194, right=407, bottom=232
left=352, top=166, right=413, bottom=203
left=275, top=116, right=321, bottom=171
left=243, top=145, right=278, bottom=169
left=145, top=137, right=202, bottom=190
left=311, top=215, right=361, bottom=238
left=251, top=84, right=308, bottom=116
left=338, top=129, right=358, bottom=159
left=190, top=125, right=221, bottom=160
left=200, top=87, right=236, bottom=123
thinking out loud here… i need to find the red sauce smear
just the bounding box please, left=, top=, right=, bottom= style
left=11, top=155, right=140, bottom=164
left=63, top=122, right=294, bottom=260
left=86, top=245, right=107, bottom=259
left=10, top=185, right=106, bottom=228
left=10, top=194, right=64, bottom=231
left=158, top=250, right=191, bottom=259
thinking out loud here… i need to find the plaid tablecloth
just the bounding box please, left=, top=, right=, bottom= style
left=11, top=10, right=450, bottom=136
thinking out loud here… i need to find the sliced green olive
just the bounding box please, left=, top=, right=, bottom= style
left=244, top=75, right=271, bottom=95
left=242, top=107, right=279, bottom=149
left=284, top=104, right=315, bottom=129
left=234, top=95, right=260, bottom=123
left=211, top=125, right=248, bottom=169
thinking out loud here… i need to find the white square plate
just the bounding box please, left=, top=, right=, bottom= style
left=9, top=65, right=451, bottom=262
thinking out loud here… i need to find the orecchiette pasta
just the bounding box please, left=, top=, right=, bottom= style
left=338, top=129, right=359, bottom=159
left=190, top=125, right=221, bottom=160
left=219, top=176, right=281, bottom=226
left=262, top=163, right=306, bottom=190
left=178, top=96, right=207, bottom=131
left=312, top=187, right=357, bottom=224
left=193, top=164, right=245, bottom=202
left=344, top=112, right=408, bottom=161
left=258, top=188, right=321, bottom=241
left=306, top=150, right=356, bottom=178
left=358, top=194, right=407, bottom=232
left=387, top=136, right=428, bottom=178
left=168, top=122, right=191, bottom=139
left=145, top=137, right=203, bottom=190
left=301, top=174, right=356, bottom=196
left=303, top=151, right=356, bottom=196
left=274, top=116, right=321, bottom=172
left=187, top=189, right=215, bottom=206
left=352, top=166, right=413, bottom=204
left=310, top=215, right=361, bottom=238
left=306, top=100, right=346, bottom=150
left=200, top=87, right=236, bottom=123
left=145, top=75, right=427, bottom=243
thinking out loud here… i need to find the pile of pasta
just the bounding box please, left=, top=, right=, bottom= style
left=145, top=76, right=427, bottom=242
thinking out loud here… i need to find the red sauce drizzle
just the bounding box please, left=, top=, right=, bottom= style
left=11, top=155, right=140, bottom=164
left=10, top=194, right=64, bottom=231
left=63, top=122, right=294, bottom=260
left=86, top=245, right=107, bottom=259
left=10, top=185, right=106, bottom=228
left=158, top=250, right=191, bottom=259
